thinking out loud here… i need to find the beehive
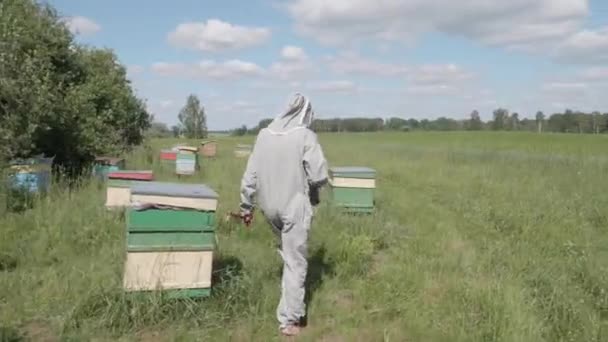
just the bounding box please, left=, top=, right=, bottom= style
left=200, top=140, right=217, bottom=158
left=329, top=167, right=376, bottom=213
left=234, top=144, right=252, bottom=158
left=93, top=157, right=125, bottom=180
left=159, top=149, right=177, bottom=169
left=105, top=171, right=154, bottom=208
left=124, top=182, right=218, bottom=297
left=8, top=156, right=54, bottom=193
left=176, top=146, right=199, bottom=175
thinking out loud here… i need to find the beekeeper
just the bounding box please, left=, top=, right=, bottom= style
left=239, top=93, right=328, bottom=336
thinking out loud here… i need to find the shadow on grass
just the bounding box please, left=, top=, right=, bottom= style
left=212, top=255, right=244, bottom=288
left=5, top=189, right=36, bottom=213
left=302, top=245, right=335, bottom=326
left=0, top=253, right=18, bottom=272
left=0, top=326, right=24, bottom=342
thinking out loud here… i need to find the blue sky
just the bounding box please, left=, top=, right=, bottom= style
left=53, top=0, right=608, bottom=130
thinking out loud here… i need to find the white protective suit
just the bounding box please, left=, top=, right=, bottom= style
left=240, top=93, right=328, bottom=328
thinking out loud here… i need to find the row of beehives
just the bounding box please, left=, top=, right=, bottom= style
left=103, top=166, right=377, bottom=299
left=104, top=169, right=219, bottom=298
left=5, top=150, right=377, bottom=215
left=6, top=152, right=376, bottom=299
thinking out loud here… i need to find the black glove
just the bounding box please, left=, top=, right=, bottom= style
left=309, top=185, right=320, bottom=206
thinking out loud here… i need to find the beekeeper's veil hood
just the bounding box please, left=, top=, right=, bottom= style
left=267, top=93, right=314, bottom=134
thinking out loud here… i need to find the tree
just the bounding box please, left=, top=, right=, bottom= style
left=386, top=117, right=408, bottom=130
left=170, top=125, right=181, bottom=138
left=258, top=118, right=273, bottom=130
left=178, top=94, right=207, bottom=139
left=536, top=111, right=545, bottom=133
left=591, top=111, right=601, bottom=134
left=573, top=111, right=590, bottom=133
left=492, top=108, right=509, bottom=130
left=232, top=125, right=248, bottom=136
left=0, top=0, right=150, bottom=171
left=147, top=121, right=171, bottom=138
left=467, top=110, right=483, bottom=131
left=407, top=118, right=420, bottom=130
left=511, top=112, right=520, bottom=131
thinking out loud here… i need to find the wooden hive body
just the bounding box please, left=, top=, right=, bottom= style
left=105, top=171, right=154, bottom=208
left=329, top=167, right=376, bottom=213
left=8, top=156, right=54, bottom=193
left=200, top=141, right=217, bottom=157
left=124, top=182, right=218, bottom=297
left=175, top=151, right=199, bottom=175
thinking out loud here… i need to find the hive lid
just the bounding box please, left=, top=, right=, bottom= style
left=201, top=140, right=217, bottom=145
left=9, top=155, right=54, bottom=166
left=177, top=146, right=198, bottom=152
left=330, top=166, right=376, bottom=179
left=108, top=170, right=154, bottom=181
left=107, top=179, right=151, bottom=187
left=94, top=156, right=124, bottom=165
left=131, top=182, right=218, bottom=199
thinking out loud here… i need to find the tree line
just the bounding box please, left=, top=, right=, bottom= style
left=1, top=0, right=150, bottom=173
left=227, top=109, right=608, bottom=135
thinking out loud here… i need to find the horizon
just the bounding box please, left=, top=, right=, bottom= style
left=51, top=0, right=608, bottom=130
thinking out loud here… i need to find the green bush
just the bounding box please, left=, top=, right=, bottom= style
left=0, top=0, right=150, bottom=172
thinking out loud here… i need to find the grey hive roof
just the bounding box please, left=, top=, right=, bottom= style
left=131, top=182, right=218, bottom=199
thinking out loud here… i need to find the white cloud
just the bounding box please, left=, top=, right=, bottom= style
left=65, top=16, right=101, bottom=36
left=409, top=64, right=474, bottom=85
left=326, top=52, right=408, bottom=76
left=541, top=82, right=589, bottom=103
left=287, top=0, right=595, bottom=61
left=577, top=67, right=608, bottom=82
left=553, top=27, right=608, bottom=64
left=325, top=53, right=474, bottom=87
left=309, top=80, right=358, bottom=93
left=400, top=64, right=477, bottom=96
left=216, top=100, right=261, bottom=114
left=542, top=82, right=588, bottom=91
left=167, top=19, right=271, bottom=52
left=269, top=61, right=315, bottom=81
left=270, top=46, right=316, bottom=81
left=151, top=60, right=264, bottom=80
left=159, top=100, right=174, bottom=109
left=406, top=84, right=456, bottom=95
left=281, top=45, right=308, bottom=60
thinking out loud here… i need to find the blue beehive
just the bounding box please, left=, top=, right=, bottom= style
left=8, top=156, right=54, bottom=193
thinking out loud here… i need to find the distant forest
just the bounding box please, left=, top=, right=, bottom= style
left=227, top=109, right=608, bottom=136
left=147, top=108, right=608, bottom=138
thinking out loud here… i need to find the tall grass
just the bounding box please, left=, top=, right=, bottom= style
left=1, top=132, right=608, bottom=341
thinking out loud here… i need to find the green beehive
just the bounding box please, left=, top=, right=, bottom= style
left=176, top=150, right=199, bottom=175
left=93, top=157, right=125, bottom=180
left=123, top=182, right=218, bottom=298
left=329, top=167, right=376, bottom=213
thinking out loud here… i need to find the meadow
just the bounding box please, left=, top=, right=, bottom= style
left=1, top=131, right=608, bottom=341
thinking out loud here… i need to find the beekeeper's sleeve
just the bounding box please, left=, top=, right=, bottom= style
left=303, top=131, right=328, bottom=189
left=240, top=142, right=258, bottom=213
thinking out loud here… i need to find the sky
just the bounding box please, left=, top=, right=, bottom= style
left=52, top=0, right=608, bottom=130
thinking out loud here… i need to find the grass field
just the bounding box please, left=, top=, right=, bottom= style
left=2, top=131, right=608, bottom=341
